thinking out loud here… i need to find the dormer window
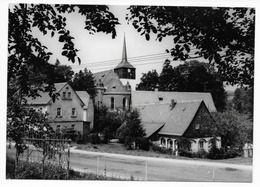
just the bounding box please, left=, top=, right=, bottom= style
left=195, top=124, right=200, bottom=130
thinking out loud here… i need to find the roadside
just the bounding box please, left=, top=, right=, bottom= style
left=74, top=143, right=253, bottom=167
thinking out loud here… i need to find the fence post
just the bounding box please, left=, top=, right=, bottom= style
left=145, top=161, right=148, bottom=181
left=67, top=142, right=70, bottom=179
left=97, top=156, right=99, bottom=177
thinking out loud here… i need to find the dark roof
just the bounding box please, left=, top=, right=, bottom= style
left=93, top=69, right=119, bottom=87
left=137, top=100, right=205, bottom=136
left=114, top=60, right=135, bottom=70
left=25, top=82, right=68, bottom=105
left=142, top=122, right=165, bottom=138
left=132, top=90, right=216, bottom=112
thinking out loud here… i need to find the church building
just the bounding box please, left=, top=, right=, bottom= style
left=93, top=35, right=135, bottom=111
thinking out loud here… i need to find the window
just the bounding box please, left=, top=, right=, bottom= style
left=123, top=98, right=126, bottom=110
left=199, top=140, right=205, bottom=150
left=68, top=92, right=71, bottom=99
left=158, top=96, right=163, bottom=101
left=195, top=124, right=200, bottom=130
left=111, top=97, right=115, bottom=109
left=57, top=108, right=62, bottom=117
left=71, top=108, right=76, bottom=117
left=62, top=92, right=66, bottom=99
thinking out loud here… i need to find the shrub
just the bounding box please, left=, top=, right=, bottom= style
left=207, top=147, right=224, bottom=159
left=88, top=133, right=101, bottom=144
left=194, top=150, right=209, bottom=158
left=151, top=144, right=173, bottom=155
left=137, top=138, right=150, bottom=151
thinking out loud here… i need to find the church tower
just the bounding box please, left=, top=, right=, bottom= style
left=114, top=35, right=136, bottom=79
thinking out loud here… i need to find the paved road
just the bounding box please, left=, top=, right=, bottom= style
left=69, top=147, right=252, bottom=182
left=6, top=145, right=252, bottom=182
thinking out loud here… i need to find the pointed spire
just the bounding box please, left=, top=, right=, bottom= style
left=122, top=33, right=128, bottom=62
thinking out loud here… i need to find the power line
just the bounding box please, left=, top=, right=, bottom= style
left=69, top=48, right=199, bottom=68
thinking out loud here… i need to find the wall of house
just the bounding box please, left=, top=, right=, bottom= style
left=102, top=94, right=131, bottom=110
left=29, top=105, right=49, bottom=114
left=183, top=103, right=215, bottom=138
left=87, top=99, right=94, bottom=130
left=48, top=84, right=84, bottom=122
left=158, top=136, right=221, bottom=153
left=49, top=121, right=90, bottom=135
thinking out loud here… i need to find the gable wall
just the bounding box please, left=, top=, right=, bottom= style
left=48, top=84, right=84, bottom=122
left=183, top=103, right=215, bottom=138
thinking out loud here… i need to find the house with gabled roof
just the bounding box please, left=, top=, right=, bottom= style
left=137, top=100, right=221, bottom=153
left=26, top=82, right=94, bottom=135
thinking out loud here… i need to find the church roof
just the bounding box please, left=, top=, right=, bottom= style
left=93, top=69, right=119, bottom=87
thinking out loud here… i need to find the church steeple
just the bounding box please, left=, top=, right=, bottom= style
left=122, top=33, right=128, bottom=63
left=114, top=34, right=136, bottom=79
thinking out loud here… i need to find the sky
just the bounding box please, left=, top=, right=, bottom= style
left=26, top=0, right=256, bottom=91
left=32, top=4, right=184, bottom=90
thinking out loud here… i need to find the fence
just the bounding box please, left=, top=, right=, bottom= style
left=14, top=136, right=71, bottom=179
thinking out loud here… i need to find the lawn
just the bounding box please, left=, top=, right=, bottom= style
left=76, top=143, right=253, bottom=165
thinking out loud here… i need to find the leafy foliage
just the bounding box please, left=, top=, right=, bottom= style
left=71, top=68, right=96, bottom=98
left=137, top=60, right=227, bottom=111
left=136, top=70, right=159, bottom=91
left=53, top=59, right=74, bottom=83
left=127, top=6, right=254, bottom=86
left=116, top=109, right=146, bottom=149
left=94, top=106, right=125, bottom=143
left=212, top=110, right=253, bottom=150
left=8, top=4, right=119, bottom=153
left=232, top=87, right=253, bottom=119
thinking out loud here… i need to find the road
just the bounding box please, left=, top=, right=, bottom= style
left=69, top=148, right=252, bottom=182
left=6, top=145, right=252, bottom=182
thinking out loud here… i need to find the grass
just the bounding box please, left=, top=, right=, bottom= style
left=76, top=143, right=253, bottom=165
left=6, top=155, right=126, bottom=180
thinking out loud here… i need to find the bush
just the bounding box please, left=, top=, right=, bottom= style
left=151, top=144, right=173, bottom=155
left=207, top=147, right=225, bottom=159
left=223, top=148, right=240, bottom=159
left=88, top=133, right=101, bottom=144
left=137, top=138, right=150, bottom=151
left=194, top=150, right=209, bottom=158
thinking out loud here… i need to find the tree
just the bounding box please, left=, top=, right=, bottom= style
left=53, top=59, right=74, bottom=83
left=136, top=69, right=159, bottom=91
left=8, top=4, right=119, bottom=101
left=93, top=106, right=125, bottom=143
left=137, top=60, right=227, bottom=111
left=212, top=110, right=253, bottom=150
left=71, top=68, right=96, bottom=98
left=232, top=87, right=253, bottom=119
left=116, top=109, right=146, bottom=149
left=8, top=4, right=119, bottom=155
left=127, top=6, right=254, bottom=86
